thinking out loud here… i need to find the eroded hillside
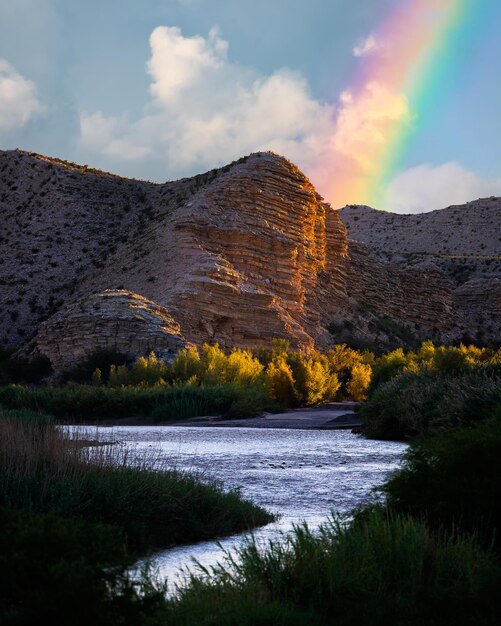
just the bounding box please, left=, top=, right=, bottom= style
left=1, top=149, right=499, bottom=369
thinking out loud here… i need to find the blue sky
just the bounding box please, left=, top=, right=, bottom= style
left=0, top=0, right=499, bottom=212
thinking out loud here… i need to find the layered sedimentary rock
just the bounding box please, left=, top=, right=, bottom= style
left=2, top=147, right=499, bottom=370
left=31, top=290, right=186, bottom=371
left=347, top=241, right=456, bottom=334
left=340, top=202, right=501, bottom=343
left=2, top=150, right=349, bottom=367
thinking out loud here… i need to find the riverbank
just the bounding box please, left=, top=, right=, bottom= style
left=174, top=402, right=362, bottom=429
left=77, top=402, right=362, bottom=429
left=0, top=410, right=274, bottom=623
left=72, top=424, right=405, bottom=587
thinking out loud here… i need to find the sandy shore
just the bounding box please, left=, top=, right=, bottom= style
left=172, top=403, right=362, bottom=430
left=74, top=403, right=362, bottom=430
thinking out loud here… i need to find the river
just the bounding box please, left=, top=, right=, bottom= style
left=69, top=425, right=406, bottom=589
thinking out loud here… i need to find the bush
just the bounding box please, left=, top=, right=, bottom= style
left=0, top=354, right=52, bottom=384
left=382, top=417, right=501, bottom=553
left=346, top=362, right=371, bottom=401
left=0, top=506, right=167, bottom=626
left=288, top=353, right=340, bottom=405
left=360, top=369, right=501, bottom=439
left=60, top=348, right=130, bottom=383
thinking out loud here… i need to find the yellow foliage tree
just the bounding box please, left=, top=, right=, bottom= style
left=265, top=356, right=296, bottom=406
left=347, top=363, right=372, bottom=401
left=226, top=349, right=264, bottom=386
left=293, top=355, right=340, bottom=406
left=170, top=346, right=201, bottom=383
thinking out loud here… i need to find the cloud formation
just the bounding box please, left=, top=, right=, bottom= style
left=0, top=59, right=45, bottom=131
left=78, top=25, right=501, bottom=213
left=353, top=35, right=385, bottom=58
left=385, top=162, right=501, bottom=213
left=80, top=25, right=333, bottom=178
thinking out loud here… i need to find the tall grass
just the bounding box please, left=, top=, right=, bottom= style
left=0, top=382, right=278, bottom=421
left=0, top=409, right=274, bottom=551
left=382, top=417, right=501, bottom=554
left=165, top=509, right=501, bottom=625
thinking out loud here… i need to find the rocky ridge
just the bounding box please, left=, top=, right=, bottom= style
left=1, top=149, right=500, bottom=370
left=340, top=202, right=501, bottom=344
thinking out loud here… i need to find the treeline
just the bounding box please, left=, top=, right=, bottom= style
left=75, top=341, right=373, bottom=405
left=1, top=340, right=499, bottom=426
left=0, top=341, right=373, bottom=421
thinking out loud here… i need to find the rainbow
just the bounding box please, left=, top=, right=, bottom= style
left=320, top=0, right=471, bottom=209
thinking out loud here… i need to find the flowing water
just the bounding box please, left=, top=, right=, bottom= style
left=68, top=425, right=406, bottom=589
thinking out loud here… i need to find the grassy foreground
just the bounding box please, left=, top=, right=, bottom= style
left=0, top=409, right=273, bottom=551
left=0, top=408, right=273, bottom=624
left=164, top=510, right=501, bottom=626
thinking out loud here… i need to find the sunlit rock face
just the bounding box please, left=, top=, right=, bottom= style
left=2, top=149, right=349, bottom=367
left=153, top=152, right=350, bottom=350
left=67, top=152, right=350, bottom=352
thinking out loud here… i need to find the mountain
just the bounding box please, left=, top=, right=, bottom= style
left=1, top=149, right=499, bottom=370
left=339, top=202, right=501, bottom=346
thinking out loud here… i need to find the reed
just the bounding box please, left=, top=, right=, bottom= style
left=166, top=510, right=501, bottom=625
left=0, top=408, right=274, bottom=551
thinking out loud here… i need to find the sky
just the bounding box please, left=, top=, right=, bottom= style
left=0, top=0, right=500, bottom=213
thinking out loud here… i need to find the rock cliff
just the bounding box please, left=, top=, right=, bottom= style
left=1, top=148, right=499, bottom=370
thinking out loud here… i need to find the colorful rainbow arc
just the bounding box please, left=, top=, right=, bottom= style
left=329, top=0, right=472, bottom=209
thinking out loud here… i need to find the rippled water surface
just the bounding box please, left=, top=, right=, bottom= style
left=69, top=425, right=406, bottom=587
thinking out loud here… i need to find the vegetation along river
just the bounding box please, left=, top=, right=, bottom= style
left=67, top=425, right=406, bottom=589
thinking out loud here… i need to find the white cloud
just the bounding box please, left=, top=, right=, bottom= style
left=353, top=35, right=385, bottom=58
left=308, top=81, right=411, bottom=207
left=0, top=59, right=45, bottom=130
left=78, top=25, right=499, bottom=215
left=79, top=25, right=334, bottom=178
left=147, top=26, right=227, bottom=103
left=385, top=162, right=501, bottom=213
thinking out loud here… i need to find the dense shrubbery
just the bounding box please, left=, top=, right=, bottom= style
left=1, top=341, right=499, bottom=427
left=0, top=341, right=375, bottom=421
left=360, top=343, right=501, bottom=439
left=382, top=417, right=501, bottom=553
left=0, top=382, right=280, bottom=421
left=0, top=506, right=166, bottom=626
left=0, top=407, right=273, bottom=623
left=2, top=339, right=501, bottom=623
left=0, top=353, right=52, bottom=384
